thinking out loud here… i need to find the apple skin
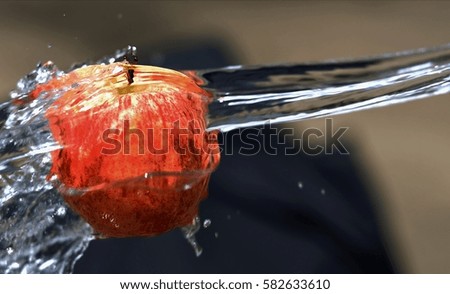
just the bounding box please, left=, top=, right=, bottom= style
left=43, top=63, right=220, bottom=237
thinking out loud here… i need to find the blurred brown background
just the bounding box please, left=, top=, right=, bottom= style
left=1, top=1, right=449, bottom=273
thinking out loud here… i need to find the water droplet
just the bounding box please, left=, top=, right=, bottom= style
left=321, top=188, right=326, bottom=195
left=6, top=247, right=14, bottom=255
left=203, top=219, right=211, bottom=228
left=47, top=44, right=52, bottom=49
left=38, top=259, right=56, bottom=271
left=214, top=232, right=219, bottom=238
left=117, top=13, right=123, bottom=20
left=298, top=181, right=303, bottom=189
left=55, top=207, right=66, bottom=217
left=10, top=262, right=20, bottom=269
left=62, top=13, right=66, bottom=17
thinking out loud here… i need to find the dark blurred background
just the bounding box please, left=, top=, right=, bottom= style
left=1, top=1, right=450, bottom=273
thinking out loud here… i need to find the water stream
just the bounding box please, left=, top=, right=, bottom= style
left=200, top=43, right=450, bottom=131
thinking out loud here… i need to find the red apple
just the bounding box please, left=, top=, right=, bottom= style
left=43, top=62, right=220, bottom=237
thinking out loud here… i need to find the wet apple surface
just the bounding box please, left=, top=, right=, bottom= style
left=43, top=62, right=220, bottom=237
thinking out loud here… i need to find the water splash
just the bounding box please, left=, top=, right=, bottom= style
left=0, top=46, right=140, bottom=273
left=180, top=216, right=203, bottom=257
left=68, top=45, right=136, bottom=71
left=0, top=62, right=92, bottom=274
